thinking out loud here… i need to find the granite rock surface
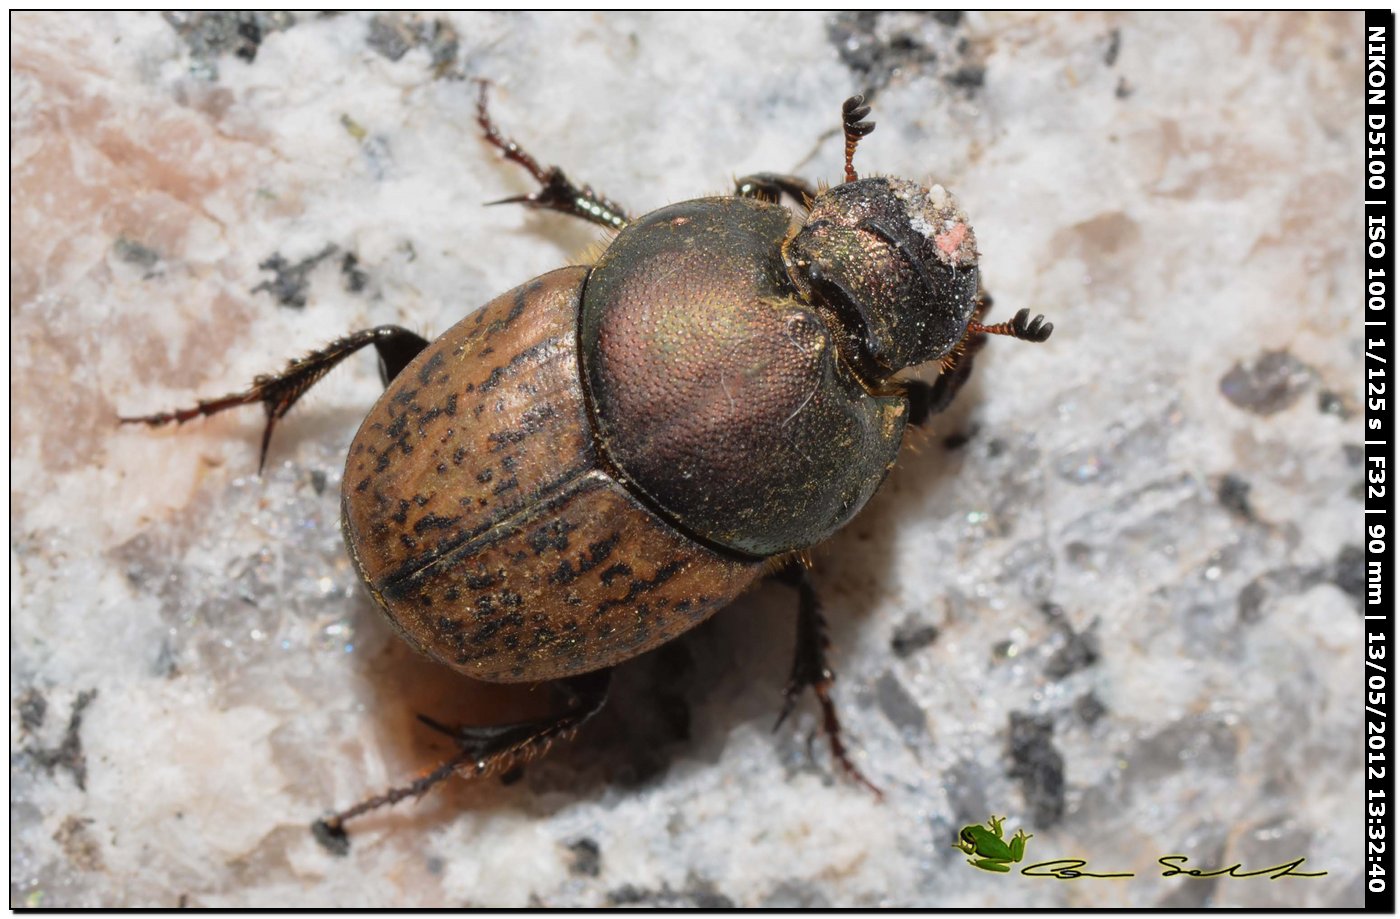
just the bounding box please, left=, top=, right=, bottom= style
left=11, top=11, right=1365, bottom=907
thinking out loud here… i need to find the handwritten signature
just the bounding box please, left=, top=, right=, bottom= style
left=1018, top=856, right=1327, bottom=880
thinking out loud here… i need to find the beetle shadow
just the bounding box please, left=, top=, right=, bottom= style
left=327, top=381, right=984, bottom=846
left=335, top=591, right=761, bottom=839
left=819, top=372, right=986, bottom=609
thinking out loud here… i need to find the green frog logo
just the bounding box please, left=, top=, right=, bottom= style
left=953, top=815, right=1033, bottom=873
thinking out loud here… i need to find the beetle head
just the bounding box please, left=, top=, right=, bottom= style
left=787, top=177, right=980, bottom=378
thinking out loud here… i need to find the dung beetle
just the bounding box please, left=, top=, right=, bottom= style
left=122, top=87, right=1052, bottom=853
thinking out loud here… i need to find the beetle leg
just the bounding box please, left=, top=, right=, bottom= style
left=119, top=325, right=429, bottom=473
left=904, top=289, right=997, bottom=427
left=906, top=290, right=1055, bottom=427
left=771, top=564, right=883, bottom=798
left=475, top=81, right=632, bottom=232
left=311, top=669, right=611, bottom=855
left=734, top=173, right=819, bottom=208
left=905, top=332, right=989, bottom=427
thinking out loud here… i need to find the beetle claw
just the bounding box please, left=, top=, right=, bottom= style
left=415, top=712, right=459, bottom=738
left=485, top=193, right=534, bottom=208
left=773, top=686, right=801, bottom=732
left=310, top=817, right=350, bottom=856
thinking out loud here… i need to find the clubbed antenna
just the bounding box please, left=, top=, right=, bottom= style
left=968, top=308, right=1055, bottom=343
left=841, top=95, right=875, bottom=183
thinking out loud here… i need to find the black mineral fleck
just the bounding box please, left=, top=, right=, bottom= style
left=1237, top=564, right=1323, bottom=623
left=113, top=238, right=160, bottom=270
left=1006, top=712, right=1065, bottom=828
left=827, top=12, right=948, bottom=96
left=1216, top=473, right=1254, bottom=520
left=366, top=13, right=460, bottom=75
left=1317, top=389, right=1352, bottom=417
left=24, top=689, right=98, bottom=791
left=252, top=244, right=338, bottom=309
left=875, top=670, right=927, bottom=736
left=340, top=253, right=369, bottom=294
left=17, top=688, right=47, bottom=732
left=565, top=837, right=602, bottom=878
left=1104, top=28, right=1122, bottom=66
left=1044, top=627, right=1100, bottom=680
left=163, top=11, right=295, bottom=76
left=1219, top=350, right=1315, bottom=416
left=367, top=14, right=416, bottom=61
left=890, top=619, right=940, bottom=657
left=1332, top=544, right=1366, bottom=609
left=1074, top=692, right=1107, bottom=725
left=944, top=65, right=985, bottom=89
left=607, top=877, right=733, bottom=909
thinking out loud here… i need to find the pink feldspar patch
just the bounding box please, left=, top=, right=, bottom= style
left=935, top=222, right=968, bottom=257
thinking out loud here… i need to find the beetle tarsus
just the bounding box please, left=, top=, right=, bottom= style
left=311, top=750, right=471, bottom=855
left=119, top=326, right=429, bottom=474
left=475, top=80, right=631, bottom=231
left=810, top=672, right=885, bottom=799
left=772, top=564, right=883, bottom=798
left=311, top=670, right=611, bottom=853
